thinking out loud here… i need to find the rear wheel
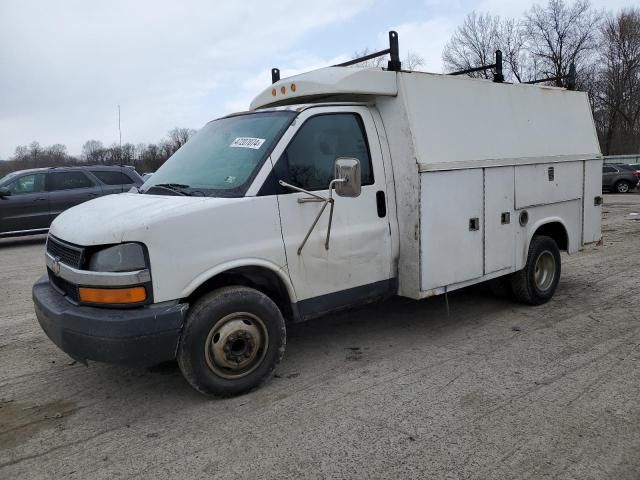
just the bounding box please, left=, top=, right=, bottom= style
left=511, top=235, right=561, bottom=305
left=615, top=180, right=631, bottom=193
left=177, top=286, right=286, bottom=397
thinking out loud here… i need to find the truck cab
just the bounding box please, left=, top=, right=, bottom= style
left=32, top=33, right=602, bottom=397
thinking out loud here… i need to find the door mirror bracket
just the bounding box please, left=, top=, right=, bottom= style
left=278, top=158, right=361, bottom=254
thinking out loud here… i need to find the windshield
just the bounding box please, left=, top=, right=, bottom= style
left=142, top=111, right=295, bottom=197
left=0, top=171, right=20, bottom=186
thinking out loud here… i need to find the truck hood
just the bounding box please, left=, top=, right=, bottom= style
left=49, top=193, right=236, bottom=246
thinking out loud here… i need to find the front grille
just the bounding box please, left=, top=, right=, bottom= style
left=48, top=268, right=79, bottom=302
left=46, top=235, right=84, bottom=269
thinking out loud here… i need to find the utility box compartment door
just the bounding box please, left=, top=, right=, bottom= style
left=583, top=158, right=603, bottom=244
left=420, top=170, right=484, bottom=291
left=485, top=167, right=515, bottom=273
left=514, top=161, right=582, bottom=209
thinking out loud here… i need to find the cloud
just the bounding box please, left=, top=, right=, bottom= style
left=384, top=18, right=459, bottom=73
left=0, top=0, right=372, bottom=157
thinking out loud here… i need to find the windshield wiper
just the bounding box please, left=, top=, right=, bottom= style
left=145, top=183, right=192, bottom=196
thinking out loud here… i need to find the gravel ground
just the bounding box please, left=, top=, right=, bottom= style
left=1, top=194, right=639, bottom=479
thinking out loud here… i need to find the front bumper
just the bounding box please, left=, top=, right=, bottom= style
left=33, top=275, right=188, bottom=367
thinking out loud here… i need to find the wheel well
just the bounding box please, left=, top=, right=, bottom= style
left=184, top=266, right=293, bottom=320
left=533, top=222, right=568, bottom=251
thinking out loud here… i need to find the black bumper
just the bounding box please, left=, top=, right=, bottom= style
left=33, top=275, right=188, bottom=367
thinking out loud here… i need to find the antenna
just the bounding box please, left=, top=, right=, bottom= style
left=118, top=104, right=122, bottom=149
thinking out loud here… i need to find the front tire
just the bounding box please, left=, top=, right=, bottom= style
left=511, top=235, right=561, bottom=305
left=177, top=286, right=286, bottom=397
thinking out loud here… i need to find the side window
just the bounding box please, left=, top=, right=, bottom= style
left=6, top=173, right=45, bottom=194
left=279, top=113, right=374, bottom=191
left=602, top=166, right=616, bottom=173
left=91, top=170, right=134, bottom=185
left=48, top=171, right=94, bottom=191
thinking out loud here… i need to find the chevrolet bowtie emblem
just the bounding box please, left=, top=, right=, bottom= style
left=51, top=256, right=61, bottom=276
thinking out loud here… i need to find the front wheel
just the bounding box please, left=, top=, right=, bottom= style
left=177, top=286, right=286, bottom=397
left=511, top=235, right=561, bottom=305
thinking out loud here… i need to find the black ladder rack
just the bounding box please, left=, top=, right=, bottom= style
left=271, top=31, right=402, bottom=84
left=449, top=50, right=576, bottom=90
left=450, top=50, right=504, bottom=83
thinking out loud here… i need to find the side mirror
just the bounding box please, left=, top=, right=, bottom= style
left=0, top=187, right=11, bottom=198
left=334, top=157, right=361, bottom=197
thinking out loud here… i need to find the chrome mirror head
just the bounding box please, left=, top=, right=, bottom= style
left=334, top=157, right=361, bottom=197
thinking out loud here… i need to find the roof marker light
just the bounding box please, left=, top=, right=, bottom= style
left=280, top=86, right=286, bottom=95
left=291, top=83, right=297, bottom=92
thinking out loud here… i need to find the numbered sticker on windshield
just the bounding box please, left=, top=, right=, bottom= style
left=230, top=137, right=266, bottom=149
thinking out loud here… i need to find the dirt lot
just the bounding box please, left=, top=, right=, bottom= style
left=1, top=194, right=639, bottom=479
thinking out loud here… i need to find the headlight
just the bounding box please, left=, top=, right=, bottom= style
left=88, top=243, right=147, bottom=272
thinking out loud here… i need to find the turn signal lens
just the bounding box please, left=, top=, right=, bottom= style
left=79, top=286, right=147, bottom=304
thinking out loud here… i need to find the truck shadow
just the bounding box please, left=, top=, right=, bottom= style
left=109, top=285, right=517, bottom=401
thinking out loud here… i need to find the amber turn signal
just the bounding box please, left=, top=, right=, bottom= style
left=79, top=286, right=147, bottom=304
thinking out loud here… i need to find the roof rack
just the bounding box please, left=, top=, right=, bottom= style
left=450, top=50, right=504, bottom=83
left=524, top=63, right=576, bottom=90
left=450, top=50, right=576, bottom=90
left=271, top=30, right=402, bottom=84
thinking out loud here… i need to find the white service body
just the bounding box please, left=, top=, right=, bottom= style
left=49, top=67, right=602, bottom=318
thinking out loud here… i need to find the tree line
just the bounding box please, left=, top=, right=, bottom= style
left=0, top=127, right=196, bottom=178
left=442, top=1, right=640, bottom=155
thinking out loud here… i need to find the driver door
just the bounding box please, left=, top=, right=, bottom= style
left=0, top=172, right=49, bottom=234
left=272, top=106, right=393, bottom=319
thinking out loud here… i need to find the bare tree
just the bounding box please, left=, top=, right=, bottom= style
left=524, top=0, right=601, bottom=86
left=443, top=12, right=502, bottom=79
left=166, top=127, right=197, bottom=154
left=592, top=8, right=640, bottom=154
left=82, top=140, right=105, bottom=163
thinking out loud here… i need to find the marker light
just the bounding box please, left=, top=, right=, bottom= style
left=79, top=286, right=147, bottom=305
left=271, top=88, right=277, bottom=97
left=291, top=83, right=297, bottom=92
left=280, top=86, right=286, bottom=95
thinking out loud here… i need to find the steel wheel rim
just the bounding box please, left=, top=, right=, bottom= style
left=534, top=251, right=556, bottom=292
left=618, top=183, right=629, bottom=193
left=204, top=312, right=269, bottom=379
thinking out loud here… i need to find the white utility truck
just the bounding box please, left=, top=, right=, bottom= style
left=33, top=32, right=602, bottom=396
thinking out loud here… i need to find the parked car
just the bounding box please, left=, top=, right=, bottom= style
left=0, top=165, right=143, bottom=237
left=602, top=164, right=639, bottom=193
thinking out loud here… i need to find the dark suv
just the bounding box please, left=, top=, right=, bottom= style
left=0, top=166, right=143, bottom=237
left=602, top=164, right=639, bottom=193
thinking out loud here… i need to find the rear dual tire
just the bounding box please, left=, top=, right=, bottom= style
left=511, top=235, right=561, bottom=305
left=177, top=286, right=286, bottom=397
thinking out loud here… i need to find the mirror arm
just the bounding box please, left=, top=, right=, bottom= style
left=324, top=179, right=346, bottom=250
left=278, top=180, right=325, bottom=202
left=278, top=179, right=345, bottom=254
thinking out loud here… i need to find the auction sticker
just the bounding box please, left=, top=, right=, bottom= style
left=230, top=137, right=266, bottom=149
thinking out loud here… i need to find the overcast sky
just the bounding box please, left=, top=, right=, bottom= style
left=0, top=0, right=632, bottom=159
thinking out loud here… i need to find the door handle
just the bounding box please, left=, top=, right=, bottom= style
left=36, top=197, right=47, bottom=201
left=376, top=191, right=386, bottom=218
